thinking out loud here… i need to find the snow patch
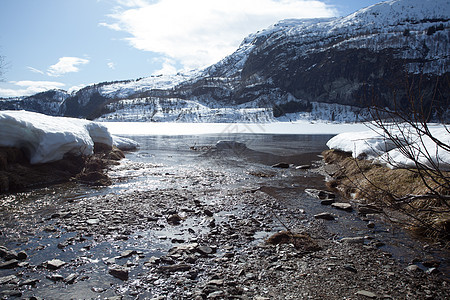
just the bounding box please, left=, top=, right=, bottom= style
left=0, top=110, right=113, bottom=164
left=326, top=124, right=450, bottom=170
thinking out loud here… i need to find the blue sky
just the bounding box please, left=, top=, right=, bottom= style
left=0, top=0, right=381, bottom=98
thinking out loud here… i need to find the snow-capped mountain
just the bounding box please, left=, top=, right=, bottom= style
left=1, top=0, right=448, bottom=122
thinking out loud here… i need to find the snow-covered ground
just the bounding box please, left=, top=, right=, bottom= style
left=0, top=111, right=137, bottom=164
left=327, top=124, right=450, bottom=170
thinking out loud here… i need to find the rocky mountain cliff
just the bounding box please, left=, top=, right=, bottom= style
left=1, top=0, right=449, bottom=122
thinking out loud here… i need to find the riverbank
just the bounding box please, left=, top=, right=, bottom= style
left=0, top=144, right=126, bottom=193
left=0, top=137, right=448, bottom=299
left=322, top=149, right=450, bottom=241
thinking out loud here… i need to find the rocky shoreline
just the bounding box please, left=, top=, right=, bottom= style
left=0, top=144, right=448, bottom=299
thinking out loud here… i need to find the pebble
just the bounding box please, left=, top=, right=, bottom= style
left=355, top=290, right=377, bottom=298
left=46, top=259, right=66, bottom=270
left=159, top=264, right=191, bottom=273
left=19, top=278, right=39, bottom=286
left=64, top=273, right=78, bottom=284
left=314, top=212, right=335, bottom=220
left=331, top=202, right=353, bottom=211
left=167, top=214, right=182, bottom=225
left=0, top=275, right=18, bottom=285
left=272, top=162, right=290, bottom=168
left=405, top=265, right=421, bottom=272
left=344, top=264, right=358, bottom=273
left=0, top=259, right=19, bottom=269
left=109, top=264, right=130, bottom=281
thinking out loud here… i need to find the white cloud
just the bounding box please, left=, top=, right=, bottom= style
left=152, top=58, right=177, bottom=75
left=107, top=62, right=116, bottom=70
left=47, top=57, right=90, bottom=77
left=27, top=66, right=45, bottom=75
left=104, top=0, right=337, bottom=72
left=0, top=81, right=65, bottom=98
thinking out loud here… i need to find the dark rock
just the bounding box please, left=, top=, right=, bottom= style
left=0, top=259, right=19, bottom=269
left=344, top=264, right=358, bottom=273
left=204, top=209, right=214, bottom=217
left=19, top=278, right=39, bottom=286
left=17, top=250, right=27, bottom=260
left=159, top=264, right=191, bottom=273
left=314, top=212, right=335, bottom=220
left=422, top=260, right=440, bottom=268
left=272, top=162, right=290, bottom=168
left=367, top=221, right=375, bottom=228
left=425, top=267, right=440, bottom=275
left=0, top=246, right=9, bottom=257
left=108, top=265, right=130, bottom=281
left=320, top=199, right=335, bottom=205
left=167, top=214, right=182, bottom=225
left=358, top=205, right=382, bottom=215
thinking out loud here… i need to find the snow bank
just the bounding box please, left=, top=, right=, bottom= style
left=112, top=135, right=139, bottom=151
left=0, top=110, right=113, bottom=164
left=327, top=125, right=450, bottom=170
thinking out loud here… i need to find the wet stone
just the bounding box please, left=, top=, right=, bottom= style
left=344, top=264, right=358, bottom=273
left=272, top=162, right=290, bottom=168
left=64, top=273, right=78, bottom=284
left=167, top=214, right=182, bottom=225
left=86, top=218, right=100, bottom=225
left=17, top=250, right=27, bottom=260
left=320, top=199, right=335, bottom=205
left=0, top=290, right=22, bottom=297
left=120, top=250, right=137, bottom=259
left=197, top=246, right=214, bottom=255
left=47, top=274, right=64, bottom=282
left=331, top=202, right=353, bottom=212
left=19, top=278, right=39, bottom=286
left=0, top=275, right=18, bottom=285
left=46, top=259, right=66, bottom=270
left=305, top=189, right=336, bottom=200
left=159, top=264, right=191, bottom=273
left=406, top=265, right=421, bottom=272
left=109, top=264, right=130, bottom=281
left=314, top=213, right=335, bottom=220
left=0, top=259, right=18, bottom=269
left=355, top=290, right=377, bottom=298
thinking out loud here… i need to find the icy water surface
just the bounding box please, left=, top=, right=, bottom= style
left=0, top=133, right=448, bottom=299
